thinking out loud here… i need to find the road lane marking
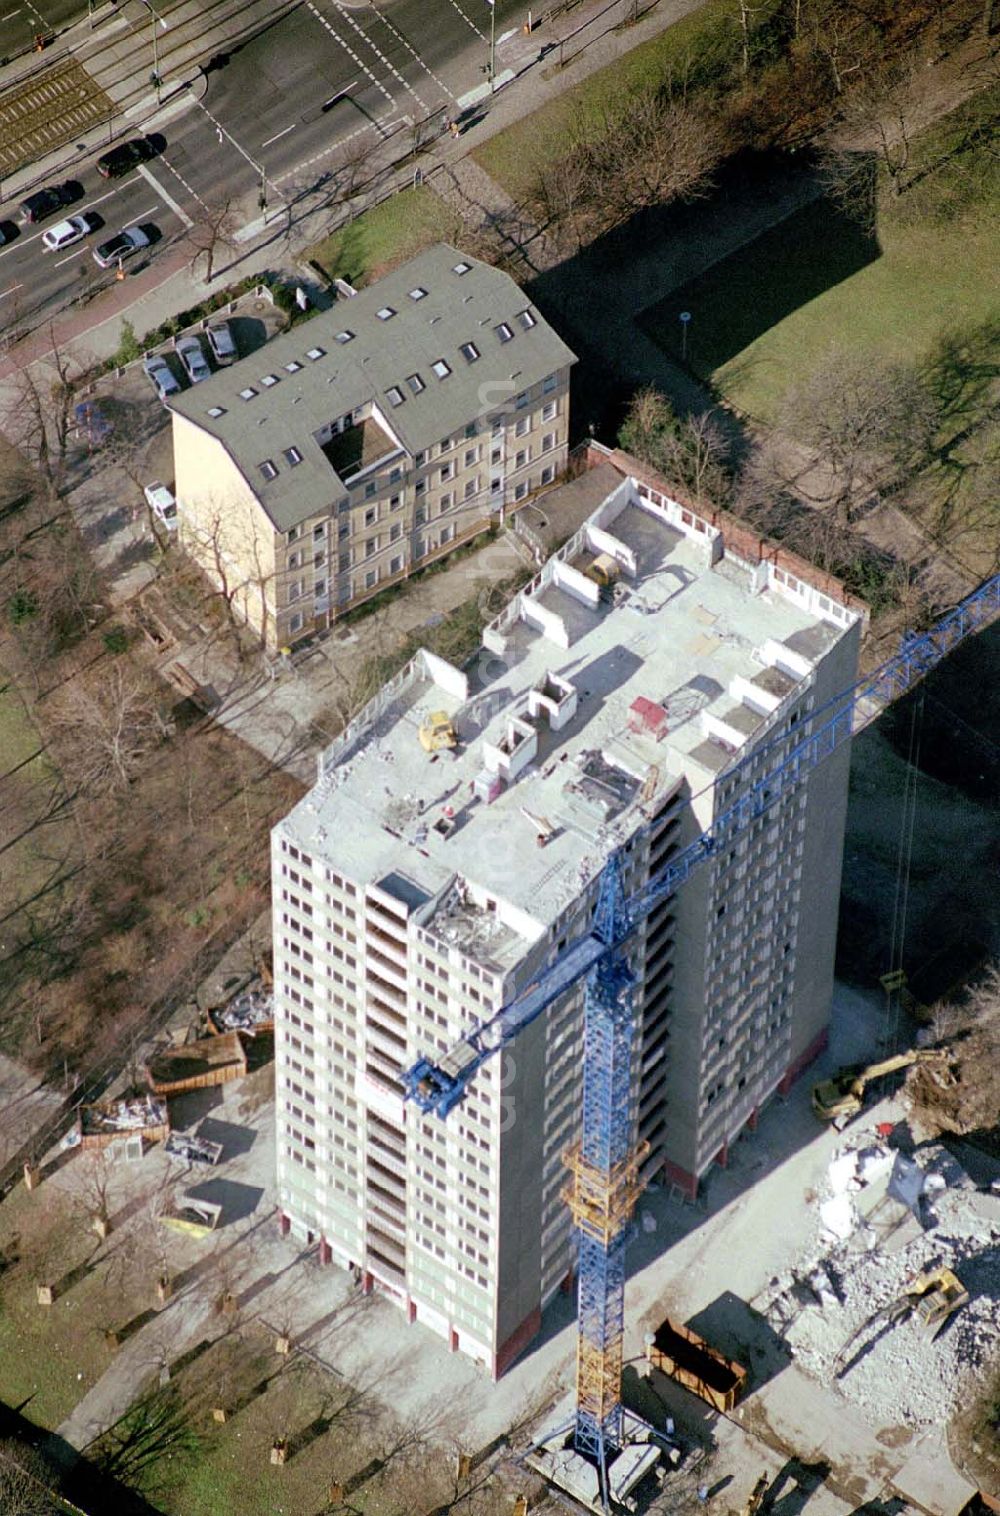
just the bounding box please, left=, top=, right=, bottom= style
left=261, top=123, right=297, bottom=147
left=0, top=10, right=23, bottom=20
left=53, top=246, right=88, bottom=267
left=304, top=0, right=394, bottom=108
left=442, top=0, right=485, bottom=40
left=138, top=162, right=194, bottom=227
left=328, top=0, right=429, bottom=112
left=362, top=0, right=456, bottom=103
left=0, top=282, right=23, bottom=298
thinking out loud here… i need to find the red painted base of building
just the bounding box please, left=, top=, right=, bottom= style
left=493, top=1305, right=542, bottom=1378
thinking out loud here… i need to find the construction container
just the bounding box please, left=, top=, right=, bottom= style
left=646, top=1315, right=747, bottom=1412
left=145, top=1030, right=247, bottom=1095
left=78, top=1094, right=170, bottom=1151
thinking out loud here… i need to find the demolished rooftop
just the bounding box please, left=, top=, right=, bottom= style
left=280, top=475, right=862, bottom=969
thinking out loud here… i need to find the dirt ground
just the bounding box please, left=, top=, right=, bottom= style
left=1, top=971, right=982, bottom=1515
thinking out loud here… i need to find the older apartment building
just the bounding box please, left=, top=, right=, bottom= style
left=270, top=467, right=863, bottom=1377
left=170, top=246, right=576, bottom=649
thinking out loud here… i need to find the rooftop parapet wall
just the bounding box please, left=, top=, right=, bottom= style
left=316, top=647, right=469, bottom=780
left=584, top=443, right=869, bottom=630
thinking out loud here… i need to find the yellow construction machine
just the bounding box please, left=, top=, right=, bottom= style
left=835, top=1265, right=968, bottom=1377
left=583, top=553, right=620, bottom=595
left=905, top=1266, right=969, bottom=1334
left=811, top=1046, right=951, bottom=1122
left=418, top=711, right=458, bottom=753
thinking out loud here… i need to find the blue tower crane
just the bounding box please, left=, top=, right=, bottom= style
left=404, top=570, right=1000, bottom=1512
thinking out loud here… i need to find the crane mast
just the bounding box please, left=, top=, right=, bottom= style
left=403, top=568, right=1000, bottom=1511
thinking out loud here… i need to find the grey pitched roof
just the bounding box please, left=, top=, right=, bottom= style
left=170, top=245, right=577, bottom=534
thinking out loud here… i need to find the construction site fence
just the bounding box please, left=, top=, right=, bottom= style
left=0, top=918, right=252, bottom=1204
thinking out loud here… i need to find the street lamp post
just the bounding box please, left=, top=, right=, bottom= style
left=486, top=0, right=496, bottom=89
left=138, top=0, right=168, bottom=103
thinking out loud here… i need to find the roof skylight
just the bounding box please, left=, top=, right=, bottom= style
left=207, top=405, right=226, bottom=417
left=239, top=387, right=257, bottom=401
left=406, top=373, right=425, bottom=394
left=432, top=358, right=451, bottom=379
left=334, top=331, right=354, bottom=345
left=452, top=261, right=471, bottom=275
left=408, top=286, right=428, bottom=301
left=376, top=306, right=396, bottom=321
left=306, top=346, right=326, bottom=360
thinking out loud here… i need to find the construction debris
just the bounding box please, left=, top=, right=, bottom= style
left=208, top=984, right=274, bottom=1038
left=165, top=1130, right=223, bottom=1167
left=760, top=1139, right=1000, bottom=1429
left=78, top=1094, right=169, bottom=1150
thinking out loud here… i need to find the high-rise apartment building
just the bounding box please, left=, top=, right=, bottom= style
left=271, top=468, right=863, bottom=1376
left=170, top=245, right=575, bottom=649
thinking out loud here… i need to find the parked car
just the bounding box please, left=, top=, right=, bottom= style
left=92, top=224, right=151, bottom=269
left=175, top=334, right=211, bottom=385
left=96, top=136, right=160, bottom=179
left=18, top=182, right=77, bottom=224
left=42, top=213, right=99, bottom=252
left=0, top=221, right=18, bottom=246
left=143, top=352, right=181, bottom=402
left=206, top=320, right=237, bottom=365
left=144, top=481, right=178, bottom=531
left=73, top=400, right=113, bottom=445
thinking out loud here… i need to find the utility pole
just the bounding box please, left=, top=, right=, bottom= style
left=486, top=0, right=496, bottom=89
left=138, top=0, right=168, bottom=103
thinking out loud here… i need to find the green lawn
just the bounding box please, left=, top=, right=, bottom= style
left=639, top=194, right=998, bottom=421
left=472, top=0, right=757, bottom=202
left=305, top=187, right=463, bottom=289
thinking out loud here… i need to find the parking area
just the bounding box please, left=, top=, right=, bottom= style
left=63, top=289, right=286, bottom=603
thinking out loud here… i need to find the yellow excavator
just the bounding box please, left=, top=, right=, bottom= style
left=834, top=1266, right=968, bottom=1378
left=811, top=1046, right=951, bottom=1122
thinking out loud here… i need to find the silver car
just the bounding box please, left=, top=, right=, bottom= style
left=175, top=334, right=211, bottom=385
left=207, top=320, right=237, bottom=365
left=143, top=352, right=181, bottom=401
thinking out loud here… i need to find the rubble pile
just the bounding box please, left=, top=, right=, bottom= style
left=760, top=1140, right=1000, bottom=1428
left=212, top=986, right=273, bottom=1036
left=83, top=1095, right=167, bottom=1134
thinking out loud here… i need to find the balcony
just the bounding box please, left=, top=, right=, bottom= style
left=366, top=969, right=407, bottom=1013
left=365, top=901, right=409, bottom=941
left=366, top=942, right=408, bottom=986
left=368, top=1156, right=406, bottom=1201
left=365, top=927, right=409, bottom=976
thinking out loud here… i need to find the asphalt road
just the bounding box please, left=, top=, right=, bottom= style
left=0, top=0, right=527, bottom=328
left=0, top=0, right=90, bottom=63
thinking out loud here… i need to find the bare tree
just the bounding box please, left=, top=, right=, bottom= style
left=618, top=386, right=732, bottom=507
left=535, top=92, right=725, bottom=248
left=183, top=200, right=241, bottom=283
left=49, top=662, right=167, bottom=793
left=840, top=58, right=920, bottom=196
left=0, top=1441, right=63, bottom=1515
left=780, top=349, right=937, bottom=521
